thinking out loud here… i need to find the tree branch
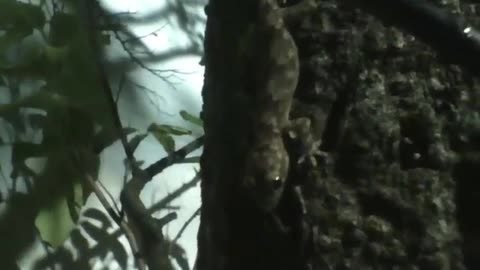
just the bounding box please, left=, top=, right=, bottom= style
left=83, top=0, right=137, bottom=170
left=148, top=171, right=201, bottom=215
left=145, top=135, right=204, bottom=179
left=84, top=174, right=146, bottom=270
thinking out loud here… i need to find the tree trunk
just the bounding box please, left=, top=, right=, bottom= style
left=198, top=0, right=478, bottom=269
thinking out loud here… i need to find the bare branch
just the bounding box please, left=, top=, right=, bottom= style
left=145, top=135, right=204, bottom=179
left=96, top=177, right=122, bottom=215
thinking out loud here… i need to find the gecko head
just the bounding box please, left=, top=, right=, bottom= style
left=257, top=0, right=283, bottom=30
left=243, top=138, right=289, bottom=212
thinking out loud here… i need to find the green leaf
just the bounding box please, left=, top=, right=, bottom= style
left=113, top=244, right=129, bottom=269
left=128, top=133, right=148, bottom=152
left=35, top=195, right=76, bottom=247
left=0, top=89, right=68, bottom=116
left=148, top=123, right=193, bottom=153
left=70, top=228, right=89, bottom=255
left=148, top=123, right=192, bottom=136
left=180, top=110, right=203, bottom=127
left=83, top=208, right=111, bottom=229
left=0, top=28, right=31, bottom=51
left=44, top=45, right=68, bottom=64
left=81, top=214, right=128, bottom=267
left=0, top=1, right=45, bottom=50
left=82, top=220, right=105, bottom=241
left=151, top=131, right=175, bottom=154
left=49, top=12, right=78, bottom=46
left=0, top=48, right=45, bottom=78
left=0, top=1, right=45, bottom=29
left=27, top=113, right=46, bottom=129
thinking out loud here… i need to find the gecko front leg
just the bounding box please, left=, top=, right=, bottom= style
left=286, top=117, right=325, bottom=167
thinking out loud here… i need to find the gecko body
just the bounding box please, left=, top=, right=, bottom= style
left=243, top=0, right=319, bottom=213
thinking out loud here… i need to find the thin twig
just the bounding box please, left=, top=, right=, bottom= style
left=97, top=178, right=122, bottom=215
left=83, top=0, right=137, bottom=171
left=115, top=73, right=126, bottom=103
left=148, top=171, right=201, bottom=214
left=172, top=207, right=200, bottom=244
left=109, top=45, right=203, bottom=70
left=84, top=174, right=146, bottom=270
left=122, top=24, right=168, bottom=44
left=112, top=30, right=180, bottom=86
left=126, top=78, right=168, bottom=111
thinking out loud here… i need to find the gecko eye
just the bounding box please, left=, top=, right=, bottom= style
left=272, top=176, right=283, bottom=190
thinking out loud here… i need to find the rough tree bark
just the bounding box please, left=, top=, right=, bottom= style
left=198, top=0, right=479, bottom=269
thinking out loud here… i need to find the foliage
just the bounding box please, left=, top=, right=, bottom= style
left=180, top=110, right=203, bottom=127
left=34, top=209, right=129, bottom=269
left=0, top=0, right=203, bottom=266
left=148, top=123, right=192, bottom=154
left=34, top=181, right=82, bottom=247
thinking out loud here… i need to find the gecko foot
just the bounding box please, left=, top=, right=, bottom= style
left=297, top=141, right=327, bottom=167
left=287, top=117, right=327, bottom=168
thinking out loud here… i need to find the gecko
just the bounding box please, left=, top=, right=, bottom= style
left=242, top=0, right=319, bottom=214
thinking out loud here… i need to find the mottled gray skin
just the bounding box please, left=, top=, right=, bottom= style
left=243, top=0, right=318, bottom=213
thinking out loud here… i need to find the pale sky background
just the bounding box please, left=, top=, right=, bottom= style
left=0, top=0, right=206, bottom=269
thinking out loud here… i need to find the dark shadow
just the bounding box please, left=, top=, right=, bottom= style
left=33, top=208, right=128, bottom=270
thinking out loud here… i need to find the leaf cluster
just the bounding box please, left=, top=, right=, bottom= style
left=0, top=1, right=204, bottom=268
